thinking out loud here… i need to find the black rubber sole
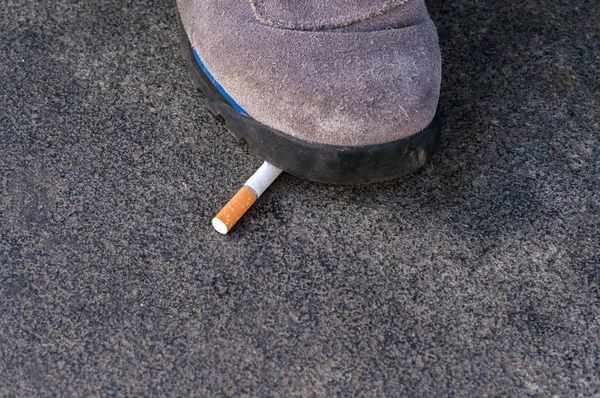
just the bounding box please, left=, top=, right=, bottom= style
left=178, top=17, right=442, bottom=184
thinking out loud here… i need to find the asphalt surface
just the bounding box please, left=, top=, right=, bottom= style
left=1, top=0, right=599, bottom=396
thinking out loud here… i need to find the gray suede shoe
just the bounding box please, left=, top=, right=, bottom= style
left=177, top=0, right=442, bottom=184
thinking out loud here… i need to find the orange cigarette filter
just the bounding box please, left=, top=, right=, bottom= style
left=213, top=187, right=257, bottom=233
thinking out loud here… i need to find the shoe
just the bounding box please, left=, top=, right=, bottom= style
left=177, top=0, right=442, bottom=184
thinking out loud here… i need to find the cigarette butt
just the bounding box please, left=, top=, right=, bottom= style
left=212, top=161, right=282, bottom=234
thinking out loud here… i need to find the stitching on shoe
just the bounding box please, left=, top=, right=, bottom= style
left=250, top=0, right=411, bottom=31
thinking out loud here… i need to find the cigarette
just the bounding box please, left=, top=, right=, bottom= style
left=212, top=161, right=282, bottom=234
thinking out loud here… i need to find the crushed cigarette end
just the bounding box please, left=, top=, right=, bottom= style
left=212, top=161, right=282, bottom=234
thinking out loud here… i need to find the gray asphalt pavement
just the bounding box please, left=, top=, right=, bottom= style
left=1, top=0, right=599, bottom=395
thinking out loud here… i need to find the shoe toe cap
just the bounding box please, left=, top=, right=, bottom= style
left=180, top=3, right=441, bottom=146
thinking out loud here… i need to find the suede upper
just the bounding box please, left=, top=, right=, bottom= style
left=178, top=0, right=441, bottom=146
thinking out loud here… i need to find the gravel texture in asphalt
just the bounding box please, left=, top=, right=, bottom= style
left=1, top=0, right=599, bottom=395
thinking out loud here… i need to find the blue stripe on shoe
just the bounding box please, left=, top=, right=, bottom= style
left=191, top=46, right=249, bottom=116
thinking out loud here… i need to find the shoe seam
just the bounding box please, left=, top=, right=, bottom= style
left=249, top=0, right=411, bottom=31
